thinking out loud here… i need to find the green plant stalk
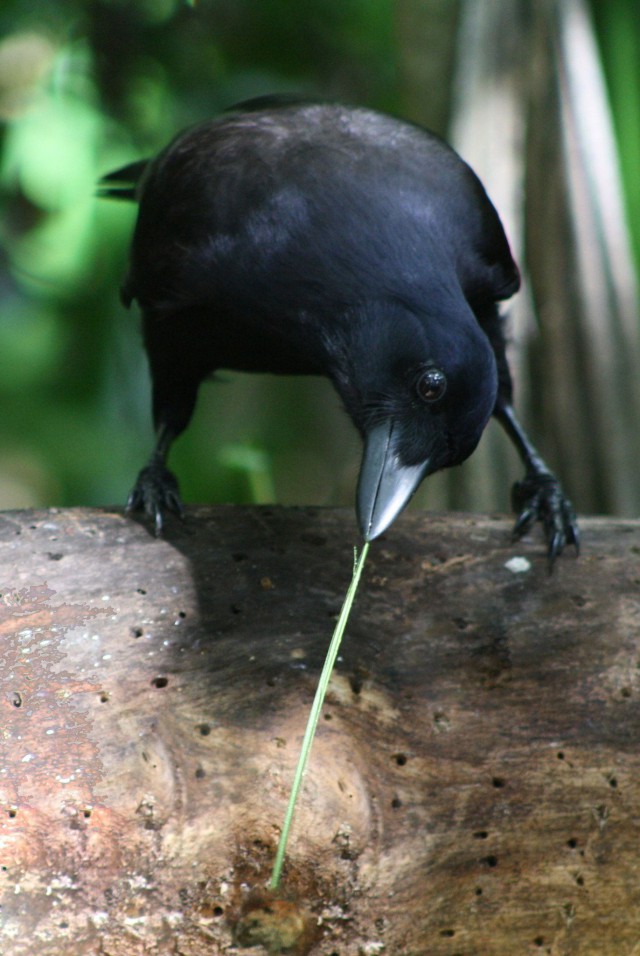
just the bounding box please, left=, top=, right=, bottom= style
left=269, top=540, right=370, bottom=891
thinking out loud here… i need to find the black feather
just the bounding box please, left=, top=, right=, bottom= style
left=97, top=159, right=149, bottom=201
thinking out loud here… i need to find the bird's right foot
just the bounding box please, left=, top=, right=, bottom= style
left=126, top=460, right=184, bottom=535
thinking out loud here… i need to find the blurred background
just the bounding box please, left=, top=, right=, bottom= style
left=0, top=0, right=638, bottom=525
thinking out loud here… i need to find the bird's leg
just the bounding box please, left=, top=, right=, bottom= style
left=126, top=423, right=184, bottom=535
left=494, top=404, right=579, bottom=567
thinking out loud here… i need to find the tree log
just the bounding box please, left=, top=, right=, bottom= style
left=1, top=506, right=639, bottom=955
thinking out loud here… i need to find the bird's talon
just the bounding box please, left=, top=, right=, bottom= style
left=510, top=471, right=577, bottom=567
left=126, top=461, right=183, bottom=535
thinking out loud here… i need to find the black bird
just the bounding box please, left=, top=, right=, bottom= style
left=101, top=96, right=578, bottom=563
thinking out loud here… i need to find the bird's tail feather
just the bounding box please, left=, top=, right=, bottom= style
left=97, top=159, right=148, bottom=201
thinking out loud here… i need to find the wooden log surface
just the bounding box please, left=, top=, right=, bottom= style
left=1, top=505, right=639, bottom=955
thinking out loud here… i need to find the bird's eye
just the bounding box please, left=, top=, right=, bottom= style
left=416, top=368, right=447, bottom=403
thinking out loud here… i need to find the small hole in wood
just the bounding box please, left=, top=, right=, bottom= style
left=394, top=753, right=407, bottom=766
left=391, top=796, right=402, bottom=809
left=151, top=676, right=168, bottom=689
left=566, top=837, right=578, bottom=849
left=492, top=776, right=505, bottom=788
left=198, top=724, right=211, bottom=736
left=483, top=855, right=498, bottom=868
left=349, top=674, right=363, bottom=695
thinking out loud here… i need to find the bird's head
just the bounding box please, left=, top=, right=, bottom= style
left=330, top=298, right=498, bottom=540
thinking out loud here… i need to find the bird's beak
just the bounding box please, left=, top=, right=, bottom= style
left=356, top=420, right=431, bottom=541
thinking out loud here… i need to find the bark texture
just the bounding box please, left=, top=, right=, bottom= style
left=1, top=506, right=639, bottom=955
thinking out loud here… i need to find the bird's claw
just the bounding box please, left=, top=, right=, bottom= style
left=511, top=472, right=579, bottom=569
left=126, top=461, right=184, bottom=535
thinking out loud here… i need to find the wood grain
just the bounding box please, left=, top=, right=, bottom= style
left=0, top=506, right=638, bottom=954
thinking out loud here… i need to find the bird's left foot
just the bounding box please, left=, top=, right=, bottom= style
left=511, top=471, right=579, bottom=569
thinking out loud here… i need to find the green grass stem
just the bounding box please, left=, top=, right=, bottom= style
left=269, top=540, right=370, bottom=890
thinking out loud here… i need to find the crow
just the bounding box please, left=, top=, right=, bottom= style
left=101, top=96, right=578, bottom=563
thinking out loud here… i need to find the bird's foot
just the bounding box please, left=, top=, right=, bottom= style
left=511, top=471, right=579, bottom=569
left=126, top=460, right=184, bottom=535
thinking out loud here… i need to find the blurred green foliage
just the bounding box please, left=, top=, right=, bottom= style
left=0, top=0, right=637, bottom=516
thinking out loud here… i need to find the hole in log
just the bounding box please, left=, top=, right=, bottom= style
left=349, top=674, right=363, bottom=695
left=394, top=753, right=407, bottom=767
left=198, top=724, right=211, bottom=736
left=151, top=676, right=168, bottom=689
left=492, top=776, right=505, bottom=788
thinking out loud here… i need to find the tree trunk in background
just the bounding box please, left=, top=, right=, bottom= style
left=395, top=0, right=460, bottom=138
left=396, top=0, right=640, bottom=518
